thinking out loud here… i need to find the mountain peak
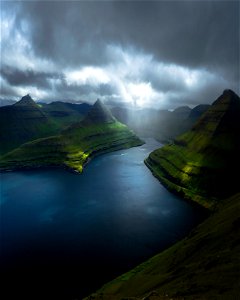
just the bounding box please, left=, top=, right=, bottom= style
left=83, top=99, right=116, bottom=125
left=148, top=90, right=240, bottom=204
left=14, top=94, right=38, bottom=108
left=213, top=89, right=240, bottom=108
left=192, top=89, right=240, bottom=134
left=223, top=89, right=236, bottom=96
left=94, top=98, right=103, bottom=105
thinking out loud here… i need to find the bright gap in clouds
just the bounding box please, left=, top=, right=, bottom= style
left=1, top=15, right=228, bottom=109
left=1, top=1, right=238, bottom=108
left=127, top=82, right=159, bottom=108
left=0, top=7, right=229, bottom=108
left=60, top=48, right=224, bottom=109
left=65, top=67, right=110, bottom=86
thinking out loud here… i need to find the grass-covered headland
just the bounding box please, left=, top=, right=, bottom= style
left=0, top=99, right=143, bottom=172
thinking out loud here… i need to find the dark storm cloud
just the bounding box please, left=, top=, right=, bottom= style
left=57, top=81, right=115, bottom=97
left=0, top=80, right=19, bottom=98
left=166, top=81, right=229, bottom=107
left=1, top=65, right=63, bottom=89
left=70, top=84, right=111, bottom=97
left=97, top=84, right=115, bottom=96
left=142, top=67, right=186, bottom=93
left=1, top=1, right=239, bottom=107
left=12, top=1, right=115, bottom=66
left=10, top=1, right=238, bottom=77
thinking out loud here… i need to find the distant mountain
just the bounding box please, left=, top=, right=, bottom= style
left=145, top=89, right=240, bottom=208
left=14, top=94, right=39, bottom=108
left=111, top=104, right=210, bottom=143
left=0, top=99, right=143, bottom=172
left=188, top=104, right=211, bottom=121
left=155, top=106, right=192, bottom=141
left=173, top=104, right=211, bottom=139
left=111, top=106, right=174, bottom=140
left=40, top=101, right=91, bottom=127
left=0, top=95, right=59, bottom=155
left=111, top=106, right=164, bottom=127
left=172, top=105, right=191, bottom=117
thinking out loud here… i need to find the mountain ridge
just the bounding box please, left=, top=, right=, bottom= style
left=145, top=89, right=240, bottom=208
left=0, top=99, right=143, bottom=173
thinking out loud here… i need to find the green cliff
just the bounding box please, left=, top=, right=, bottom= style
left=40, top=101, right=91, bottom=128
left=0, top=94, right=59, bottom=155
left=145, top=89, right=240, bottom=208
left=86, top=192, right=240, bottom=300
left=0, top=99, right=143, bottom=172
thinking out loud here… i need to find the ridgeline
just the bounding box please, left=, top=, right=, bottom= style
left=145, top=90, right=240, bottom=209
left=0, top=99, right=143, bottom=173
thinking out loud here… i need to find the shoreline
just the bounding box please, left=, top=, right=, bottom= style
left=0, top=139, right=144, bottom=174
left=144, top=156, right=217, bottom=211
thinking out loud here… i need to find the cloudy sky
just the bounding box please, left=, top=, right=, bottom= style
left=1, top=0, right=239, bottom=109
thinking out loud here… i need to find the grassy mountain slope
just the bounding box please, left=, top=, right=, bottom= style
left=0, top=99, right=143, bottom=172
left=86, top=192, right=240, bottom=300
left=40, top=101, right=91, bottom=128
left=0, top=95, right=59, bottom=155
left=145, top=90, right=240, bottom=208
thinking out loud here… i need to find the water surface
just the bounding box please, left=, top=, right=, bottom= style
left=0, top=138, right=207, bottom=299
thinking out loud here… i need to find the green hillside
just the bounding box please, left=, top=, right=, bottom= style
left=0, top=95, right=59, bottom=155
left=86, top=192, right=240, bottom=300
left=145, top=90, right=240, bottom=208
left=0, top=99, right=143, bottom=172
left=40, top=101, right=91, bottom=128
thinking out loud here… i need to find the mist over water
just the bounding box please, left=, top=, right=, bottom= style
left=0, top=138, right=207, bottom=299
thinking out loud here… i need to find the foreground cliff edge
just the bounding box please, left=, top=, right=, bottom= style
left=145, top=89, right=240, bottom=209
left=0, top=99, right=143, bottom=172
left=85, top=193, right=240, bottom=300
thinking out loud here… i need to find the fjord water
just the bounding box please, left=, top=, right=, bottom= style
left=0, top=138, right=207, bottom=299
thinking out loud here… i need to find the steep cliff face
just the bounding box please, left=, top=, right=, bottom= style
left=85, top=193, right=240, bottom=300
left=0, top=99, right=143, bottom=172
left=145, top=90, right=240, bottom=208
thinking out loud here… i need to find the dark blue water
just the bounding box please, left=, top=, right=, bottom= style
left=0, top=138, right=207, bottom=300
